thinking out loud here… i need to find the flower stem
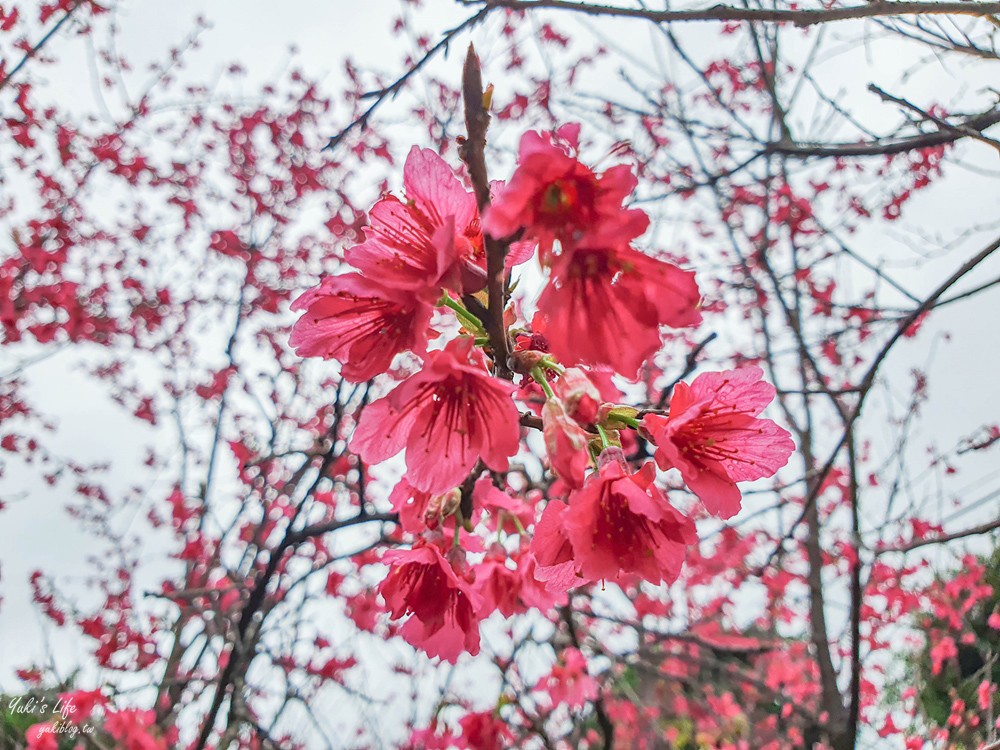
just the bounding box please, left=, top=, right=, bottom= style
left=538, top=356, right=565, bottom=375
left=595, top=423, right=612, bottom=450
left=617, top=414, right=641, bottom=429
left=530, top=366, right=556, bottom=400
left=438, top=294, right=485, bottom=334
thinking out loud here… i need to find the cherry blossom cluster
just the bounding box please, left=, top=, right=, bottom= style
left=23, top=688, right=173, bottom=750
left=291, top=123, right=794, bottom=661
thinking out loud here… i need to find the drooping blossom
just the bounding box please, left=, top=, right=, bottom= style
left=456, top=710, right=515, bottom=750
left=530, top=500, right=580, bottom=593
left=474, top=547, right=562, bottom=617
left=345, top=146, right=487, bottom=294
left=290, top=273, right=434, bottom=381
left=642, top=367, right=795, bottom=519
left=103, top=709, right=170, bottom=750
left=473, top=550, right=524, bottom=618
left=388, top=480, right=473, bottom=534
left=538, top=647, right=599, bottom=710
left=387, top=479, right=435, bottom=534
left=351, top=339, right=520, bottom=494
left=542, top=397, right=592, bottom=488
left=483, top=123, right=648, bottom=257
left=474, top=476, right=533, bottom=534
left=379, top=541, right=483, bottom=662
left=536, top=242, right=701, bottom=377
left=517, top=552, right=567, bottom=610
left=552, top=366, right=602, bottom=425
left=561, top=448, right=696, bottom=585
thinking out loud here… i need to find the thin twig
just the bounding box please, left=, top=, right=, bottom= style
left=460, top=0, right=1000, bottom=27
left=878, top=518, right=1000, bottom=553
left=655, top=332, right=717, bottom=408
left=324, top=8, right=491, bottom=151
left=755, top=233, right=1000, bottom=575
left=0, top=1, right=85, bottom=94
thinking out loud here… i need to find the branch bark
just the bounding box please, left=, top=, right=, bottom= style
left=764, top=107, right=1000, bottom=157
left=757, top=232, right=1000, bottom=574
left=458, top=44, right=513, bottom=380
left=879, top=518, right=1000, bottom=553
left=0, top=1, right=85, bottom=94
left=462, top=0, right=1000, bottom=27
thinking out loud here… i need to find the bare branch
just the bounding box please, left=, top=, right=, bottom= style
left=879, top=519, right=1000, bottom=553
left=756, top=232, right=1000, bottom=574
left=0, top=1, right=85, bottom=94
left=764, top=106, right=1000, bottom=157
left=460, top=0, right=1000, bottom=28
left=324, top=8, right=491, bottom=151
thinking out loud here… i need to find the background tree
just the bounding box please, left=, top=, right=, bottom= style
left=1, top=1, right=998, bottom=749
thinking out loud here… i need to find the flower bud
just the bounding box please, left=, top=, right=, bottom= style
left=597, top=403, right=639, bottom=429
left=510, top=348, right=548, bottom=373
left=555, top=367, right=601, bottom=424
left=424, top=488, right=462, bottom=530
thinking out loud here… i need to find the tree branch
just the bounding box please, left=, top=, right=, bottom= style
left=458, top=44, right=512, bottom=379
left=0, top=1, right=85, bottom=94
left=461, top=0, right=1000, bottom=27
left=324, top=7, right=491, bottom=151
left=756, top=232, right=1000, bottom=574
left=764, top=106, right=1000, bottom=157
left=655, top=332, right=718, bottom=408
left=879, top=518, right=1000, bottom=553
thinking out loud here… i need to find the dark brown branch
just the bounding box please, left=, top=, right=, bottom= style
left=284, top=512, right=398, bottom=547
left=324, top=8, right=491, bottom=151
left=560, top=606, right=615, bottom=750
left=845, top=433, right=863, bottom=749
left=879, top=518, right=1000, bottom=553
left=460, top=0, right=1000, bottom=27
left=192, top=509, right=397, bottom=749
left=656, top=333, right=718, bottom=408
left=0, top=1, right=84, bottom=94
left=520, top=411, right=543, bottom=430
left=764, top=106, right=1000, bottom=157
left=868, top=84, right=1000, bottom=152
left=756, top=232, right=1000, bottom=575
left=458, top=44, right=513, bottom=379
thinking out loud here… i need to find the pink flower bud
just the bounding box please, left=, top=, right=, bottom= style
left=554, top=367, right=601, bottom=424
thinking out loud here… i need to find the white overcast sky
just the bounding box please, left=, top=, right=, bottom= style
left=1, top=1, right=999, bottom=747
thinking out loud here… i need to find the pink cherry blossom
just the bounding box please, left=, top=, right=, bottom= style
left=345, top=146, right=486, bottom=294
left=290, top=272, right=434, bottom=381
left=474, top=547, right=563, bottom=617
left=380, top=541, right=483, bottom=662
left=561, top=449, right=696, bottom=585
left=103, top=708, right=169, bottom=750
left=530, top=500, right=580, bottom=594
left=643, top=367, right=795, bottom=519
left=474, top=477, right=533, bottom=534
left=457, top=710, right=514, bottom=750
left=351, top=339, right=520, bottom=494
left=539, top=647, right=599, bottom=710
left=552, top=366, right=602, bottom=425
left=542, top=397, right=592, bottom=488
left=483, top=123, right=647, bottom=257
left=25, top=724, right=57, bottom=750
left=537, top=243, right=701, bottom=377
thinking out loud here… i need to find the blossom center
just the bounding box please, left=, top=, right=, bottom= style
left=540, top=180, right=579, bottom=215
